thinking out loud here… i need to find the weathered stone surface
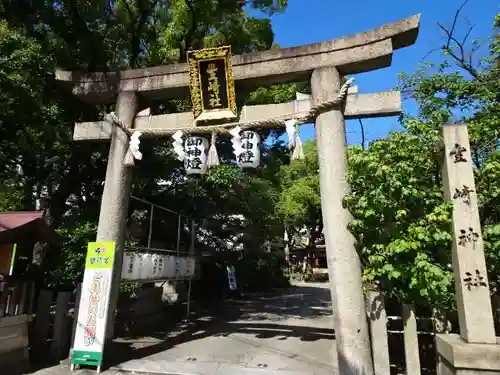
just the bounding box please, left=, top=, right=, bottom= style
left=113, top=360, right=313, bottom=375
left=366, top=290, right=390, bottom=375
left=0, top=317, right=29, bottom=353
left=312, top=66, right=373, bottom=375
left=96, top=91, right=138, bottom=339
left=73, top=91, right=401, bottom=141
left=442, top=124, right=496, bottom=344
left=402, top=304, right=421, bottom=375
left=436, top=334, right=500, bottom=374
left=32, top=283, right=336, bottom=375
left=436, top=124, right=500, bottom=375
left=0, top=315, right=30, bottom=373
left=55, top=15, right=420, bottom=103
left=0, top=347, right=30, bottom=375
left=0, top=314, right=32, bottom=327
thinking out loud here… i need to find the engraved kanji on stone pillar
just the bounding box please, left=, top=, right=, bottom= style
left=442, top=124, right=495, bottom=344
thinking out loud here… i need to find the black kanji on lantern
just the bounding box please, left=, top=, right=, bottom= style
left=241, top=141, right=253, bottom=150
left=241, top=132, right=255, bottom=152
left=238, top=151, right=254, bottom=164
left=186, top=148, right=202, bottom=157
left=186, top=158, right=203, bottom=170
left=186, top=137, right=204, bottom=147
left=240, top=131, right=255, bottom=140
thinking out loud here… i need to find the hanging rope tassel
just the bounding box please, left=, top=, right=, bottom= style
left=124, top=148, right=135, bottom=167
left=207, top=131, right=220, bottom=168
left=285, top=119, right=297, bottom=150
left=291, top=124, right=305, bottom=160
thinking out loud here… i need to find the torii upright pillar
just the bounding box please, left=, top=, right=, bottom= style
left=96, top=91, right=138, bottom=339
left=312, top=66, right=373, bottom=375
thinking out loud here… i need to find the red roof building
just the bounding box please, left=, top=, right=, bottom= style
left=0, top=211, right=61, bottom=275
left=0, top=211, right=61, bottom=245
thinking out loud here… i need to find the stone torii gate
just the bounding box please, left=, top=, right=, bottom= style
left=57, top=14, right=420, bottom=375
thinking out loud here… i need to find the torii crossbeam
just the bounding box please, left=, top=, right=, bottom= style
left=73, top=90, right=401, bottom=140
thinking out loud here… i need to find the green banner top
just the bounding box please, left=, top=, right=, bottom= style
left=85, top=241, right=115, bottom=269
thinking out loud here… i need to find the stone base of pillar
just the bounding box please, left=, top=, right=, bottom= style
left=436, top=334, right=500, bottom=375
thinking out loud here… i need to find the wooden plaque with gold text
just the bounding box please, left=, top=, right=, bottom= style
left=187, top=46, right=237, bottom=123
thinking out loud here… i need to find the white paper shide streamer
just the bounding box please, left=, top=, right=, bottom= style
left=284, top=119, right=304, bottom=160
left=230, top=126, right=242, bottom=159
left=184, top=135, right=208, bottom=175
left=285, top=119, right=297, bottom=150
left=237, top=130, right=261, bottom=168
left=172, top=130, right=185, bottom=161
left=129, top=131, right=143, bottom=160
left=207, top=132, right=220, bottom=168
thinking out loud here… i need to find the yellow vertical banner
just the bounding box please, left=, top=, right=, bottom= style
left=71, top=242, right=116, bottom=369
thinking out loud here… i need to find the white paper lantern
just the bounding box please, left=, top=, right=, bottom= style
left=151, top=254, right=159, bottom=279
left=237, top=130, right=260, bottom=168
left=129, top=253, right=140, bottom=280
left=161, top=254, right=169, bottom=278
left=175, top=256, right=181, bottom=278
left=157, top=255, right=164, bottom=277
left=136, top=253, right=145, bottom=280
left=184, top=136, right=208, bottom=175
left=142, top=253, right=153, bottom=279
left=226, top=265, right=238, bottom=291
left=187, top=256, right=196, bottom=277
left=180, top=257, right=189, bottom=278
left=177, top=257, right=184, bottom=278
left=165, top=255, right=176, bottom=278
left=122, top=252, right=134, bottom=279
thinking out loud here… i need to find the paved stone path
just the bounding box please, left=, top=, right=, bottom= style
left=30, top=282, right=336, bottom=375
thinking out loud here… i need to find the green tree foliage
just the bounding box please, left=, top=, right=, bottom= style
left=279, top=12, right=499, bottom=309
left=0, top=1, right=295, bottom=288
left=345, top=134, right=454, bottom=307
left=278, top=140, right=322, bottom=246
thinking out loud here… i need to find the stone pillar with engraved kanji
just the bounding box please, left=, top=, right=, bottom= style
left=436, top=123, right=500, bottom=375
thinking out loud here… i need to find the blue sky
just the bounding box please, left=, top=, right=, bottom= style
left=250, top=0, right=498, bottom=145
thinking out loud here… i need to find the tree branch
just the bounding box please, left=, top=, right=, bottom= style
left=437, top=0, right=480, bottom=79
left=179, top=0, right=202, bottom=61
left=359, top=119, right=366, bottom=150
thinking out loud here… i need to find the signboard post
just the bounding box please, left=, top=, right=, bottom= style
left=226, top=265, right=238, bottom=292
left=70, top=242, right=116, bottom=373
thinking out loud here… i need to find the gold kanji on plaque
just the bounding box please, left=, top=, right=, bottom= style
left=187, top=46, right=237, bottom=124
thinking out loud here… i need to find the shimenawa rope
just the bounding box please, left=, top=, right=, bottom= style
left=104, top=78, right=354, bottom=165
